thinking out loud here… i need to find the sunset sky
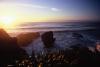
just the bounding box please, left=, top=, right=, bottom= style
left=0, top=0, right=100, bottom=28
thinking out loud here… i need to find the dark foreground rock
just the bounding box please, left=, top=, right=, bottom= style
left=0, top=29, right=28, bottom=66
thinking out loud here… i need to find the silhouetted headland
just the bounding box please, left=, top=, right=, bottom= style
left=0, top=29, right=28, bottom=66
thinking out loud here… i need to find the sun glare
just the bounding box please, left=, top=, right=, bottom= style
left=0, top=16, right=16, bottom=29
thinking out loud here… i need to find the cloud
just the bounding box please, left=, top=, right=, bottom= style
left=0, top=2, right=47, bottom=9
left=51, top=8, right=61, bottom=12
left=0, top=2, right=61, bottom=12
left=18, top=4, right=47, bottom=9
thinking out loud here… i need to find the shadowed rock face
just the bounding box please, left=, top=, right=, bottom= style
left=0, top=29, right=12, bottom=49
left=0, top=29, right=28, bottom=65
left=17, top=32, right=40, bottom=47
left=0, top=29, right=11, bottom=42
left=41, top=31, right=55, bottom=48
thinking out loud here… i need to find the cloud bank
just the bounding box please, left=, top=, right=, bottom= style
left=0, top=2, right=61, bottom=12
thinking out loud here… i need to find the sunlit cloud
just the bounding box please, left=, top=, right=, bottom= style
left=16, top=3, right=47, bottom=9
left=0, top=2, right=47, bottom=9
left=51, top=8, right=61, bottom=12
left=0, top=2, right=61, bottom=11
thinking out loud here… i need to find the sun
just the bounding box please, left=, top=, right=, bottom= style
left=0, top=16, right=16, bottom=29
left=2, top=16, right=13, bottom=24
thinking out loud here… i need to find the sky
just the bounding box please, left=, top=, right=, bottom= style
left=0, top=0, right=100, bottom=28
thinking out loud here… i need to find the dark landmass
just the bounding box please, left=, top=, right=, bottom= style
left=0, top=29, right=28, bottom=66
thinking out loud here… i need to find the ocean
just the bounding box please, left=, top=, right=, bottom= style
left=8, top=21, right=100, bottom=36
left=8, top=21, right=99, bottom=55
